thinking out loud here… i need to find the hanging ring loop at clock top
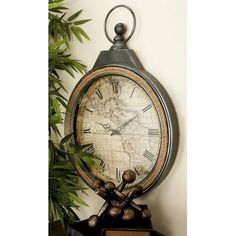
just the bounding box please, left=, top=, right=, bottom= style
left=104, top=5, right=136, bottom=44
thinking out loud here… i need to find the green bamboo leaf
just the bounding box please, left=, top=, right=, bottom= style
left=81, top=156, right=101, bottom=170
left=64, top=22, right=71, bottom=39
left=50, top=121, right=61, bottom=136
left=67, top=10, right=83, bottom=21
left=50, top=114, right=62, bottom=124
left=65, top=206, right=80, bottom=220
left=51, top=68, right=59, bottom=77
left=67, top=154, right=78, bottom=171
left=72, top=61, right=86, bottom=74
left=49, top=140, right=55, bottom=165
left=49, top=12, right=55, bottom=19
left=50, top=77, right=67, bottom=92
left=50, top=0, right=64, bottom=3
left=52, top=98, right=62, bottom=119
left=73, top=19, right=91, bottom=25
left=60, top=12, right=66, bottom=19
left=61, top=133, right=74, bottom=144
left=49, top=6, right=68, bottom=13
left=50, top=90, right=68, bottom=102
left=49, top=40, right=65, bottom=50
left=49, top=9, right=62, bottom=13
left=54, top=201, right=65, bottom=227
left=49, top=87, right=60, bottom=93
left=49, top=199, right=57, bottom=223
left=64, top=39, right=70, bottom=49
left=68, top=192, right=88, bottom=206
left=75, top=156, right=86, bottom=170
left=49, top=2, right=63, bottom=10
left=71, top=26, right=82, bottom=43
left=68, top=143, right=83, bottom=153
left=52, top=163, right=73, bottom=170
left=56, top=97, right=67, bottom=109
left=81, top=156, right=95, bottom=165
left=77, top=27, right=90, bottom=40
left=63, top=179, right=77, bottom=186
left=60, top=64, right=75, bottom=77
left=67, top=186, right=87, bottom=192
left=93, top=161, right=101, bottom=170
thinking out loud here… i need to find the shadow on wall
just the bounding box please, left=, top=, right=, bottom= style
left=149, top=197, right=172, bottom=236
left=137, top=134, right=187, bottom=236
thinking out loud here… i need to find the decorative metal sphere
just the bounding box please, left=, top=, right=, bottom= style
left=122, top=207, right=136, bottom=221
left=108, top=206, right=122, bottom=218
left=88, top=215, right=99, bottom=228
left=105, top=181, right=116, bottom=192
left=142, top=208, right=151, bottom=218
left=92, top=179, right=105, bottom=189
left=122, top=170, right=136, bottom=184
left=114, top=23, right=126, bottom=35
left=135, top=185, right=143, bottom=193
left=110, top=200, right=120, bottom=207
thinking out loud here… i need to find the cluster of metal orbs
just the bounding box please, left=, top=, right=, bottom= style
left=88, top=170, right=151, bottom=228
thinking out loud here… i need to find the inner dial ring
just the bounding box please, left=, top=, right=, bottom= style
left=66, top=67, right=169, bottom=194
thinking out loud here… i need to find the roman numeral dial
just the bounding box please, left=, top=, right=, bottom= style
left=143, top=149, right=155, bottom=162
left=85, top=108, right=93, bottom=113
left=112, top=82, right=119, bottom=93
left=83, top=128, right=91, bottom=133
left=130, top=87, right=135, bottom=98
left=74, top=72, right=164, bottom=190
left=148, top=129, right=160, bottom=136
left=143, top=104, right=152, bottom=112
left=116, top=168, right=121, bottom=181
left=100, top=160, right=106, bottom=172
left=96, top=89, right=103, bottom=99
left=86, top=144, right=95, bottom=153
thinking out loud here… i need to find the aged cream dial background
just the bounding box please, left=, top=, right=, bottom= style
left=76, top=75, right=161, bottom=187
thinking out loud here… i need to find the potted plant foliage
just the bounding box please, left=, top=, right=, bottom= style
left=48, top=0, right=98, bottom=233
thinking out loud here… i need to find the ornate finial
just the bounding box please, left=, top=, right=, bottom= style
left=114, top=23, right=127, bottom=42
left=111, top=23, right=128, bottom=49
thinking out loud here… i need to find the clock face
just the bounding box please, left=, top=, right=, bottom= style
left=76, top=75, right=161, bottom=187
left=66, top=67, right=170, bottom=194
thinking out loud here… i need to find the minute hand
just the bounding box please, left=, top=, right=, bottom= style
left=110, top=115, right=138, bottom=136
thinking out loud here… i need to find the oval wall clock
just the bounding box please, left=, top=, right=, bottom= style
left=65, top=5, right=179, bottom=196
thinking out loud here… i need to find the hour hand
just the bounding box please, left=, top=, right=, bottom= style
left=110, top=115, right=138, bottom=136
left=97, top=122, right=111, bottom=132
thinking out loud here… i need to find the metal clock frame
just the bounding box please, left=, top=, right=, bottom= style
left=64, top=5, right=179, bottom=196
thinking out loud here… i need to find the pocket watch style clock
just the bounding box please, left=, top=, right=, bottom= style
left=65, top=5, right=179, bottom=195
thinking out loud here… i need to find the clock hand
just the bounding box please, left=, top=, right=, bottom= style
left=97, top=122, right=122, bottom=135
left=110, top=115, right=138, bottom=136
left=110, top=129, right=121, bottom=135
left=96, top=122, right=111, bottom=132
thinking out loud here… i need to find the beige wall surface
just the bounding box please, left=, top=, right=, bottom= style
left=63, top=0, right=186, bottom=235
